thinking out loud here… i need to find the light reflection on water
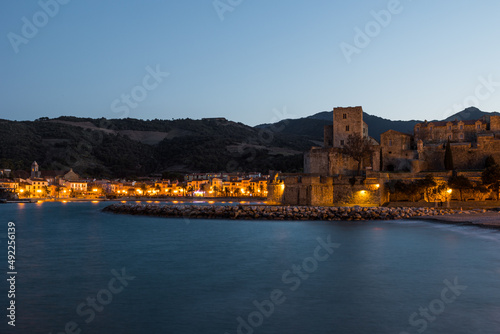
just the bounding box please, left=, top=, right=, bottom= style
left=0, top=202, right=499, bottom=334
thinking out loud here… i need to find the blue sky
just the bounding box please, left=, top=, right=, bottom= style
left=2, top=0, right=500, bottom=126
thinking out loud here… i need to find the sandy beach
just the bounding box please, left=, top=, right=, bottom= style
left=417, top=211, right=500, bottom=228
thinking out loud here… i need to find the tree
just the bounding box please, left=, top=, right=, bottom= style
left=448, top=175, right=472, bottom=201
left=485, top=155, right=497, bottom=169
left=140, top=184, right=148, bottom=196
left=379, top=148, right=383, bottom=171
left=420, top=174, right=437, bottom=201
left=394, top=180, right=407, bottom=201
left=341, top=134, right=374, bottom=176
left=482, top=163, right=500, bottom=199
left=407, top=180, right=425, bottom=202
left=444, top=140, right=454, bottom=170
left=43, top=185, right=49, bottom=198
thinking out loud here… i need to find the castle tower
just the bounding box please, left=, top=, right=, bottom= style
left=332, top=106, right=368, bottom=148
left=490, top=115, right=500, bottom=132
left=31, top=161, right=41, bottom=179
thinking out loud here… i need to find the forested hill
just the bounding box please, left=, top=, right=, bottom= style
left=0, top=117, right=311, bottom=178
left=2, top=108, right=498, bottom=178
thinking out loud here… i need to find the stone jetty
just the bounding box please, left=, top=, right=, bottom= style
left=102, top=203, right=489, bottom=221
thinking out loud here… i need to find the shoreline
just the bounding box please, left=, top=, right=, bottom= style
left=102, top=203, right=500, bottom=228
left=413, top=212, right=500, bottom=229
left=4, top=197, right=266, bottom=204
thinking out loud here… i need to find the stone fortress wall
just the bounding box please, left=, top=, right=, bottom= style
left=272, top=108, right=500, bottom=206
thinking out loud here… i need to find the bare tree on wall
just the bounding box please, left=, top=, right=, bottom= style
left=341, top=134, right=374, bottom=176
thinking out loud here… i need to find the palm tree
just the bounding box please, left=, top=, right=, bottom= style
left=55, top=186, right=61, bottom=198
left=43, top=185, right=50, bottom=198
left=140, top=184, right=148, bottom=196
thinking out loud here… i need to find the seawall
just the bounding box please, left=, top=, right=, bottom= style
left=102, top=203, right=491, bottom=221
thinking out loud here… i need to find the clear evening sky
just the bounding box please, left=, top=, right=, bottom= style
left=2, top=0, right=500, bottom=126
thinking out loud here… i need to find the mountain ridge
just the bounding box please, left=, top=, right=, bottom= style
left=2, top=107, right=499, bottom=178
left=257, top=107, right=500, bottom=142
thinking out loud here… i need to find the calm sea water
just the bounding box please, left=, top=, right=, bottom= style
left=1, top=201, right=500, bottom=334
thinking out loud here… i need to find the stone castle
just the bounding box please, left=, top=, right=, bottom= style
left=305, top=106, right=380, bottom=176
left=382, top=114, right=500, bottom=172
left=268, top=106, right=500, bottom=206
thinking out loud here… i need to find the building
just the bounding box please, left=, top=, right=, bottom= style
left=65, top=181, right=88, bottom=194
left=273, top=107, right=500, bottom=206
left=25, top=178, right=49, bottom=197
left=380, top=115, right=500, bottom=172
left=31, top=161, right=41, bottom=179
left=63, top=169, right=80, bottom=182
left=380, top=130, right=417, bottom=172
left=305, top=106, right=380, bottom=176
left=0, top=169, right=12, bottom=178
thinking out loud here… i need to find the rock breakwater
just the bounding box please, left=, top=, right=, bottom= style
left=102, top=203, right=488, bottom=221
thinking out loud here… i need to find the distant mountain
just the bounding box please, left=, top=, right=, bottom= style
left=441, top=107, right=500, bottom=122
left=257, top=107, right=500, bottom=142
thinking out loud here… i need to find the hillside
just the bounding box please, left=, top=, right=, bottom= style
left=257, top=107, right=499, bottom=142
left=0, top=117, right=310, bottom=178
left=2, top=107, right=498, bottom=178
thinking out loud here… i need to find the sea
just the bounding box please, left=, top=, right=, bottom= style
left=1, top=201, right=499, bottom=334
